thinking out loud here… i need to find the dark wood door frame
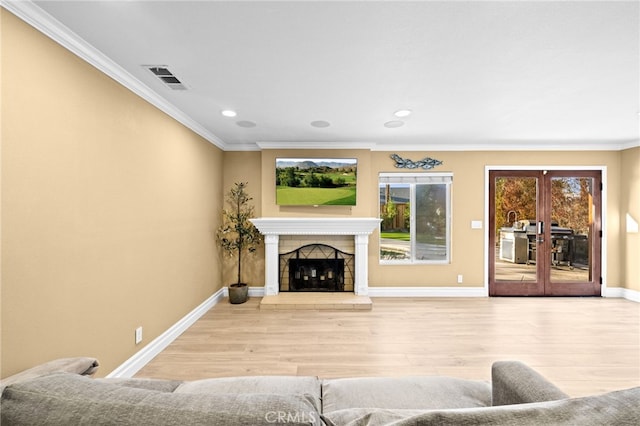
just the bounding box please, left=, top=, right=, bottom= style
left=488, top=169, right=602, bottom=297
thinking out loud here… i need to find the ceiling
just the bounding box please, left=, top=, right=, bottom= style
left=7, top=0, right=640, bottom=151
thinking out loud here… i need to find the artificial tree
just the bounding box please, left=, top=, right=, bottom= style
left=216, top=182, right=262, bottom=303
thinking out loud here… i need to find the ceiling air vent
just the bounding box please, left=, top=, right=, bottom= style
left=144, top=65, right=187, bottom=90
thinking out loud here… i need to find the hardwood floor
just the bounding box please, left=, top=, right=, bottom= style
left=135, top=296, right=640, bottom=397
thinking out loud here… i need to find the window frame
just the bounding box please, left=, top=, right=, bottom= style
left=379, top=172, right=453, bottom=265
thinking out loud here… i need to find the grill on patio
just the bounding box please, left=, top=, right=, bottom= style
left=499, top=221, right=585, bottom=268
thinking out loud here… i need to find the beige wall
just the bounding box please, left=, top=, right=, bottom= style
left=1, top=11, right=224, bottom=378
left=620, top=147, right=640, bottom=292
left=252, top=149, right=629, bottom=290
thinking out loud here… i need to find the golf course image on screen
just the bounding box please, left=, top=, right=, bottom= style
left=276, top=158, right=357, bottom=206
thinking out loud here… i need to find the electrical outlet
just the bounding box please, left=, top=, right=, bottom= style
left=457, top=274, right=463, bottom=284
left=135, top=326, right=143, bottom=344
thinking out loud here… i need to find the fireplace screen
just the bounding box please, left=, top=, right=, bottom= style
left=279, top=244, right=354, bottom=292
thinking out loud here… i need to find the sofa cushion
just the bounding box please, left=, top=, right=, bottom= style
left=322, top=386, right=640, bottom=426
left=322, top=376, right=491, bottom=413
left=175, top=375, right=322, bottom=411
left=491, top=360, right=569, bottom=406
left=1, top=373, right=323, bottom=426
left=174, top=375, right=321, bottom=395
left=96, top=377, right=184, bottom=393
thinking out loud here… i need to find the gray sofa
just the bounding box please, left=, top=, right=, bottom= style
left=1, top=357, right=638, bottom=425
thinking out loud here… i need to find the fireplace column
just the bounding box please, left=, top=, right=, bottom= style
left=354, top=234, right=369, bottom=296
left=264, top=234, right=280, bottom=296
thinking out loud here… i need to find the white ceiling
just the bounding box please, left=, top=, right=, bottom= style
left=8, top=0, right=640, bottom=151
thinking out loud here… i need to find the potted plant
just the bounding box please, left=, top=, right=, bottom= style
left=216, top=182, right=262, bottom=304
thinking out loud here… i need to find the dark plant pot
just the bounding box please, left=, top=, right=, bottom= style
left=228, top=283, right=249, bottom=304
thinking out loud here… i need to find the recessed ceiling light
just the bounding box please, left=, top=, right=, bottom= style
left=384, top=120, right=404, bottom=128
left=394, top=109, right=412, bottom=118
left=221, top=110, right=237, bottom=117
left=310, top=120, right=331, bottom=128
left=237, top=120, right=257, bottom=128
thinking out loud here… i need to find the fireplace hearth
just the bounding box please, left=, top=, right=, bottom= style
left=280, top=244, right=354, bottom=292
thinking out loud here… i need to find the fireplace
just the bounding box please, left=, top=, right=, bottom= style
left=250, top=217, right=381, bottom=296
left=280, top=244, right=354, bottom=292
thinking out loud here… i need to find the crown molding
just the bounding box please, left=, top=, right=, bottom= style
left=2, top=0, right=227, bottom=151
left=256, top=141, right=376, bottom=150
left=255, top=139, right=638, bottom=152
left=619, top=140, right=640, bottom=150
left=224, top=142, right=262, bottom=152
left=370, top=139, right=639, bottom=152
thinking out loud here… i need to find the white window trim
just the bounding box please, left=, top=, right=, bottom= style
left=379, top=172, right=454, bottom=184
left=379, top=172, right=453, bottom=265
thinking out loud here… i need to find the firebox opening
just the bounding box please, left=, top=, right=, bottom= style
left=289, top=259, right=345, bottom=291
left=279, top=243, right=354, bottom=292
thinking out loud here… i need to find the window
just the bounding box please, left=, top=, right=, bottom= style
left=379, top=173, right=452, bottom=263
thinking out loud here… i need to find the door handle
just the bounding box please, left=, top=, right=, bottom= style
left=537, top=221, right=544, bottom=243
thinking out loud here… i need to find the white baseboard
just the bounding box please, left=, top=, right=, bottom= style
left=107, top=289, right=225, bottom=378
left=221, top=286, right=265, bottom=297
left=249, top=286, right=265, bottom=297
left=368, top=286, right=488, bottom=297
left=369, top=286, right=639, bottom=301
left=605, top=287, right=640, bottom=302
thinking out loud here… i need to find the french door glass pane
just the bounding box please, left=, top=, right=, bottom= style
left=494, top=177, right=538, bottom=282
left=549, top=177, right=593, bottom=283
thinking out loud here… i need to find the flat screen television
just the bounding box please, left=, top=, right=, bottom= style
left=276, top=157, right=357, bottom=206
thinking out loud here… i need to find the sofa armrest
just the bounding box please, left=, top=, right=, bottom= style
left=1, top=357, right=99, bottom=390
left=491, top=361, right=568, bottom=406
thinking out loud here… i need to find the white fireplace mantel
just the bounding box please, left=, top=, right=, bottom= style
left=251, top=217, right=381, bottom=296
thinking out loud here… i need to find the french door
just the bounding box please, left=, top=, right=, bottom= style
left=489, top=170, right=602, bottom=296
